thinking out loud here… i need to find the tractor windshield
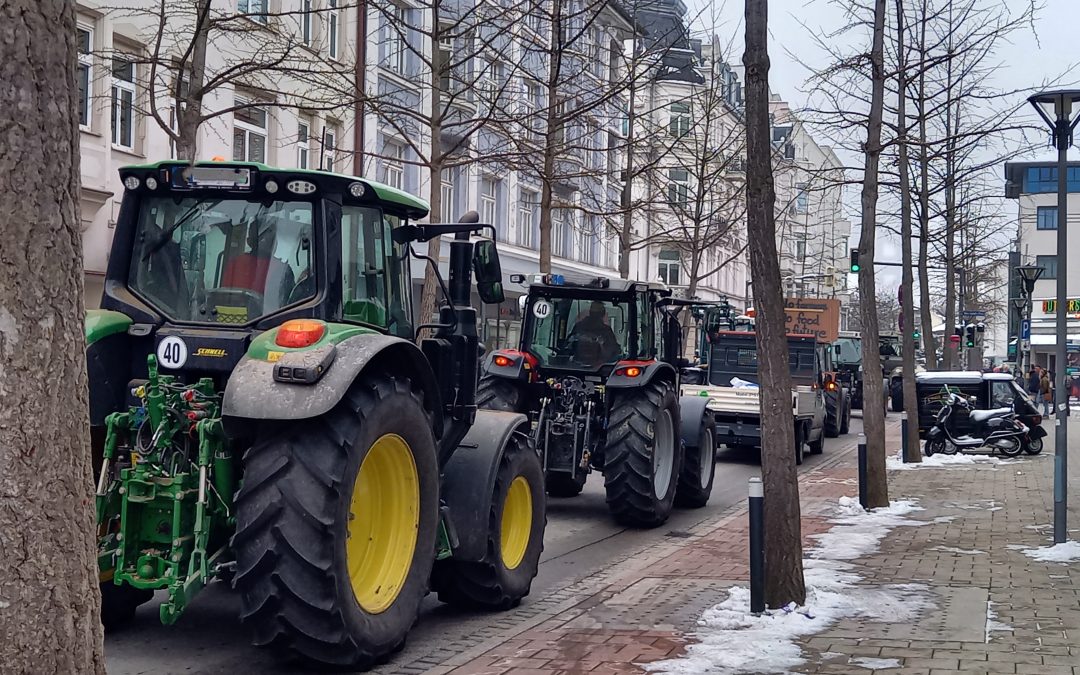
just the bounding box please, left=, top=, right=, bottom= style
left=129, top=196, right=316, bottom=323
left=525, top=296, right=630, bottom=369
left=834, top=337, right=861, bottom=365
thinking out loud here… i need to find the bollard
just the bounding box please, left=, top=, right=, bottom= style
left=901, top=411, right=909, bottom=463
left=748, top=477, right=765, bottom=614
left=858, top=433, right=868, bottom=509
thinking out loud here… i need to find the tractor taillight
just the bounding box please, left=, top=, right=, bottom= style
left=493, top=354, right=515, bottom=368
left=826, top=381, right=838, bottom=392
left=276, top=319, right=326, bottom=348
left=615, top=366, right=642, bottom=377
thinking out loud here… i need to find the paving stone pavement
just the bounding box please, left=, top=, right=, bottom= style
left=404, top=417, right=1080, bottom=674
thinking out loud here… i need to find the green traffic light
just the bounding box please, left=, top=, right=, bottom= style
left=851, top=264, right=860, bottom=272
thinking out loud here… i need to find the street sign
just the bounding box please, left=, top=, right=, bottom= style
left=1021, top=319, right=1031, bottom=340
left=961, top=309, right=987, bottom=321
left=1020, top=338, right=1031, bottom=352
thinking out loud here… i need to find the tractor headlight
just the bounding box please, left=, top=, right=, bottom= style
left=145, top=176, right=158, bottom=191
left=265, top=179, right=279, bottom=194
left=348, top=182, right=366, bottom=198
left=124, top=176, right=141, bottom=190
left=287, top=180, right=316, bottom=195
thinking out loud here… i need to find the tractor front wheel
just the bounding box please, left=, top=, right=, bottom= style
left=233, top=374, right=439, bottom=670
left=603, top=381, right=682, bottom=528
left=432, top=432, right=546, bottom=609
left=674, top=416, right=716, bottom=509
left=477, top=376, right=521, bottom=412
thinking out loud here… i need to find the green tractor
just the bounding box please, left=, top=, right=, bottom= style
left=87, top=160, right=545, bottom=669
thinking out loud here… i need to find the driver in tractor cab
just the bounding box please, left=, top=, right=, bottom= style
left=569, top=301, right=621, bottom=367
left=219, top=214, right=308, bottom=312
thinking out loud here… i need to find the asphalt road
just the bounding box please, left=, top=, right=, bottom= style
left=106, top=415, right=867, bottom=675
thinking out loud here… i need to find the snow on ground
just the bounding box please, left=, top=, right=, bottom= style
left=932, top=545, right=985, bottom=555
left=985, top=601, right=1013, bottom=642
left=645, top=498, right=933, bottom=675
left=886, top=451, right=1020, bottom=470
left=851, top=657, right=902, bottom=669
left=1021, top=540, right=1080, bottom=563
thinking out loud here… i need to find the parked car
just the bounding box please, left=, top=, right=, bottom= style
left=914, top=371, right=1046, bottom=453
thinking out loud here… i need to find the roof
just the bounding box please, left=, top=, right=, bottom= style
left=121, top=159, right=430, bottom=218
left=528, top=277, right=670, bottom=294
left=916, top=371, right=1013, bottom=384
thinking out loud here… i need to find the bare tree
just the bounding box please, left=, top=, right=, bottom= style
left=744, top=0, right=805, bottom=608
left=0, top=1, right=106, bottom=671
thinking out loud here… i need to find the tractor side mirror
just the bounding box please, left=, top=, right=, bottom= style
left=834, top=344, right=841, bottom=356
left=472, top=239, right=505, bottom=304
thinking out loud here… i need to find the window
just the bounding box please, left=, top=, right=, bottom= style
left=111, top=58, right=136, bottom=149
left=658, top=250, right=681, bottom=285
left=669, top=101, right=690, bottom=137
left=321, top=126, right=337, bottom=171
left=77, top=27, right=92, bottom=128
left=232, top=99, right=267, bottom=162
left=1036, top=254, right=1057, bottom=280
left=524, top=0, right=542, bottom=33
left=382, top=143, right=404, bottom=188
left=667, top=169, right=689, bottom=205
left=1037, top=205, right=1058, bottom=230
left=795, top=182, right=808, bottom=213
left=341, top=207, right=413, bottom=339
left=553, top=212, right=568, bottom=258
left=795, top=236, right=806, bottom=262
left=297, top=119, right=310, bottom=169
left=480, top=177, right=497, bottom=226
left=1024, top=166, right=1080, bottom=193
left=387, top=6, right=406, bottom=73
left=238, top=0, right=268, bottom=23
left=300, top=0, right=312, bottom=44
left=518, top=189, right=536, bottom=248
left=441, top=172, right=455, bottom=220
left=328, top=0, right=340, bottom=60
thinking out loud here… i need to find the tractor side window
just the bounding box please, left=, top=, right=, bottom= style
left=340, top=206, right=411, bottom=336
left=636, top=292, right=654, bottom=359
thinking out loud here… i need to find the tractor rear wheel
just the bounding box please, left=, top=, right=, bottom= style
left=839, top=401, right=851, bottom=435
left=546, top=470, right=588, bottom=497
left=603, top=381, right=682, bottom=528
left=674, top=416, right=716, bottom=509
left=432, top=431, right=546, bottom=609
left=824, top=395, right=841, bottom=438
left=233, top=374, right=439, bottom=670
left=477, top=376, right=521, bottom=412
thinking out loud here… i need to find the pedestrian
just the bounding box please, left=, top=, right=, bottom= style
left=1040, top=369, right=1053, bottom=416
left=1072, top=374, right=1080, bottom=402
left=1028, top=367, right=1041, bottom=398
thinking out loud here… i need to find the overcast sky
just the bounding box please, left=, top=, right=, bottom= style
left=684, top=0, right=1079, bottom=290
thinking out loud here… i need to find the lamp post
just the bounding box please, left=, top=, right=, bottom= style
left=1016, top=265, right=1044, bottom=376
left=1028, top=90, right=1080, bottom=545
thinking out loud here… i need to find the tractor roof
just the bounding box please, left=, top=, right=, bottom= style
left=527, top=274, right=670, bottom=296
left=121, top=160, right=430, bottom=219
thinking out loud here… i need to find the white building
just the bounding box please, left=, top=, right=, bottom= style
left=1004, top=160, right=1080, bottom=373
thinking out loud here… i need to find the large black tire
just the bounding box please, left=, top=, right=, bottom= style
left=824, top=394, right=841, bottom=438
left=432, top=432, right=545, bottom=609
left=603, top=381, right=682, bottom=528
left=890, top=382, right=904, bottom=412
left=100, top=582, right=153, bottom=631
left=794, top=421, right=806, bottom=465
left=674, top=416, right=716, bottom=509
left=808, top=424, right=825, bottom=455
left=477, top=375, right=521, bottom=412
left=233, top=374, right=440, bottom=670
left=839, top=401, right=851, bottom=435
left=546, top=470, right=588, bottom=498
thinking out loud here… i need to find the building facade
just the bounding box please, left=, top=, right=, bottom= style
left=1004, top=161, right=1080, bottom=373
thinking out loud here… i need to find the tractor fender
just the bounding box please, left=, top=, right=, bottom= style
left=441, top=409, right=531, bottom=562
left=481, top=349, right=529, bottom=382
left=222, top=333, right=443, bottom=438
left=606, top=361, right=677, bottom=390
left=678, top=394, right=712, bottom=448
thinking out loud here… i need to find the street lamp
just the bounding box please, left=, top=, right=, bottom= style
left=1027, top=89, right=1080, bottom=545
left=1016, top=264, right=1044, bottom=375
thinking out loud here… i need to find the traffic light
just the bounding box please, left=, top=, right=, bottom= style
left=850, top=249, right=861, bottom=272
left=965, top=324, right=976, bottom=348
left=913, top=329, right=921, bottom=340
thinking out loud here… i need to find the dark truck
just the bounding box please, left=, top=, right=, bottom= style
left=682, top=330, right=826, bottom=465
left=834, top=331, right=902, bottom=409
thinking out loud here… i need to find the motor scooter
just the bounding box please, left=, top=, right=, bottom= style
left=924, top=390, right=1028, bottom=457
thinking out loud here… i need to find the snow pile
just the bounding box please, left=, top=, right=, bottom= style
left=985, top=601, right=1012, bottom=642
left=932, top=545, right=985, bottom=555
left=1021, top=540, right=1080, bottom=563
left=886, top=451, right=1015, bottom=470
left=645, top=498, right=933, bottom=675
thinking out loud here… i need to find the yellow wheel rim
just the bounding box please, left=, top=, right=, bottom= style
left=500, top=476, right=532, bottom=570
left=346, top=434, right=419, bottom=614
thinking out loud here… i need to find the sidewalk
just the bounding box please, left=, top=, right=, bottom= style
left=434, top=417, right=1080, bottom=675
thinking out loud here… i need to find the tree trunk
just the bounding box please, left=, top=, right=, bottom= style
left=914, top=0, right=936, bottom=369
left=0, top=2, right=106, bottom=672
left=618, top=78, right=637, bottom=279
left=417, top=12, right=447, bottom=339
left=856, top=0, right=889, bottom=507
left=743, top=0, right=805, bottom=608
left=175, top=0, right=211, bottom=161
left=895, top=0, right=920, bottom=463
